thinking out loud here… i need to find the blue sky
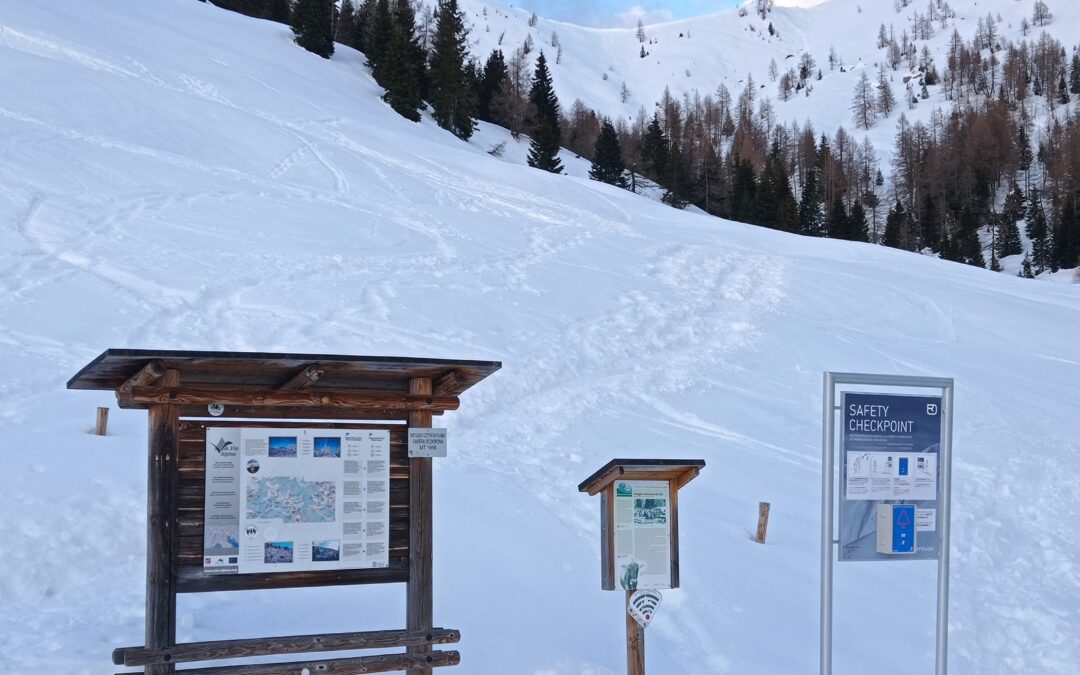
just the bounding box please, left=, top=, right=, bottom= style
left=511, top=1, right=743, bottom=27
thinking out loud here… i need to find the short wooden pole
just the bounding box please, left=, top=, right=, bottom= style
left=95, top=407, right=109, bottom=436
left=626, top=590, right=645, bottom=675
left=756, top=501, right=771, bottom=544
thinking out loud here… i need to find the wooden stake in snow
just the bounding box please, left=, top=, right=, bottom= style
left=756, top=501, right=771, bottom=543
left=94, top=406, right=109, bottom=436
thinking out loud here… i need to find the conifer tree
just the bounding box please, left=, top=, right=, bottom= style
left=849, top=201, right=870, bottom=242
left=267, top=0, right=290, bottom=24
left=661, top=141, right=688, bottom=207
left=1019, top=252, right=1035, bottom=278
left=883, top=201, right=906, bottom=249
left=291, top=0, right=335, bottom=58
left=335, top=1, right=356, bottom=45
left=589, top=119, right=628, bottom=188
left=757, top=142, right=798, bottom=232
left=1058, top=72, right=1071, bottom=105
left=477, top=50, right=508, bottom=122
left=1026, top=189, right=1051, bottom=272
left=428, top=0, right=475, bottom=139
left=1053, top=195, right=1080, bottom=271
left=826, top=196, right=848, bottom=238
left=730, top=157, right=757, bottom=224
left=366, top=0, right=393, bottom=73
left=369, top=0, right=423, bottom=122
left=799, top=169, right=824, bottom=237
left=640, top=116, right=668, bottom=179
left=997, top=182, right=1024, bottom=257
left=1071, top=53, right=1080, bottom=95
left=526, top=52, right=564, bottom=174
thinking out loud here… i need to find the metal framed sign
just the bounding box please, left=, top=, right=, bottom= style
left=820, top=373, right=955, bottom=675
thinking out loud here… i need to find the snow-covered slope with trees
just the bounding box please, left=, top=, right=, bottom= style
left=1, top=1, right=1079, bottom=674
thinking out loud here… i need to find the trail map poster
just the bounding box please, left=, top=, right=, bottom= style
left=839, top=393, right=942, bottom=562
left=614, top=480, right=672, bottom=590
left=203, top=427, right=390, bottom=575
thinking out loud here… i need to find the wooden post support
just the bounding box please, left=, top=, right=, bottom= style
left=407, top=376, right=434, bottom=675
left=95, top=407, right=109, bottom=436
left=756, top=501, right=771, bottom=544
left=146, top=368, right=180, bottom=674
left=626, top=590, right=645, bottom=675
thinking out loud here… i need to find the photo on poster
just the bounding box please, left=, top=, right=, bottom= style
left=314, top=437, right=341, bottom=458
left=268, top=436, right=297, bottom=458
left=312, top=539, right=341, bottom=562
left=264, top=541, right=293, bottom=564
left=634, top=497, right=667, bottom=525
left=246, top=459, right=260, bottom=474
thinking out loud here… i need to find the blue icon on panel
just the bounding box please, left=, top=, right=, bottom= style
left=899, top=457, right=909, bottom=476
left=893, top=504, right=916, bottom=553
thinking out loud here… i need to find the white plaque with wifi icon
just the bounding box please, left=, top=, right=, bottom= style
left=628, top=589, right=663, bottom=628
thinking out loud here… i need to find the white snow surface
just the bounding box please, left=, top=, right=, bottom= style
left=1, top=1, right=1079, bottom=674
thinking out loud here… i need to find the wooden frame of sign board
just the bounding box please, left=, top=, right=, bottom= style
left=67, top=349, right=500, bottom=675
left=577, top=459, right=704, bottom=590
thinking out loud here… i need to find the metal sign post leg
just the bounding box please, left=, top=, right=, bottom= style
left=820, top=373, right=835, bottom=675
left=935, top=383, right=954, bottom=675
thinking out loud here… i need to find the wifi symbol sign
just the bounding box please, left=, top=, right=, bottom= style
left=628, top=589, right=663, bottom=628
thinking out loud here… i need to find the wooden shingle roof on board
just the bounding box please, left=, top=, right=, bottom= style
left=67, top=348, right=501, bottom=411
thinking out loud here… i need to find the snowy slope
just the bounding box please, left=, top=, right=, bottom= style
left=1, top=1, right=1079, bottom=674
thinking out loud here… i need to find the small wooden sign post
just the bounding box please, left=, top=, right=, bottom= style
left=578, top=458, right=704, bottom=675
left=67, top=349, right=500, bottom=675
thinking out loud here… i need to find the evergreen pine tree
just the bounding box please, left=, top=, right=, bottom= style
left=477, top=50, right=508, bottom=122
left=920, top=193, right=940, bottom=252
left=639, top=116, right=668, bottom=180
left=372, top=0, right=423, bottom=122
left=883, top=201, right=905, bottom=249
left=526, top=52, right=564, bottom=174
left=335, top=0, right=355, bottom=45
left=729, top=157, right=757, bottom=224
left=588, top=119, right=628, bottom=188
left=696, top=145, right=722, bottom=215
left=826, top=196, right=848, bottom=238
left=1071, top=53, right=1080, bottom=95
left=291, top=0, right=335, bottom=58
left=956, top=208, right=986, bottom=268
left=799, top=169, right=824, bottom=237
left=428, top=0, right=475, bottom=139
left=366, top=0, right=393, bottom=73
left=1053, top=195, right=1080, bottom=271
left=997, top=182, right=1024, bottom=257
left=757, top=142, right=798, bottom=232
left=1026, top=189, right=1051, bottom=272
left=661, top=140, right=688, bottom=208
left=1059, top=72, right=1071, bottom=105
left=849, top=201, right=870, bottom=242
left=1019, top=252, right=1035, bottom=278
left=266, top=0, right=290, bottom=24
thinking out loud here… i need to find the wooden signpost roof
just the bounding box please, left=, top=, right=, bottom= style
left=578, top=458, right=705, bottom=496
left=68, top=348, right=501, bottom=395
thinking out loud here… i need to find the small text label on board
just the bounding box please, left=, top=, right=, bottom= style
left=408, top=428, right=448, bottom=458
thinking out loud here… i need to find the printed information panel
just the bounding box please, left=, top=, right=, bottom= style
left=203, top=427, right=390, bottom=574
left=614, top=480, right=672, bottom=590
left=839, top=393, right=942, bottom=562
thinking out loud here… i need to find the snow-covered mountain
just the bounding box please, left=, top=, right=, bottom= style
left=452, top=0, right=1079, bottom=149
left=1, top=1, right=1079, bottom=674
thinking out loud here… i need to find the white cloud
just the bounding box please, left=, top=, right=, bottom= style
left=613, top=5, right=674, bottom=27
